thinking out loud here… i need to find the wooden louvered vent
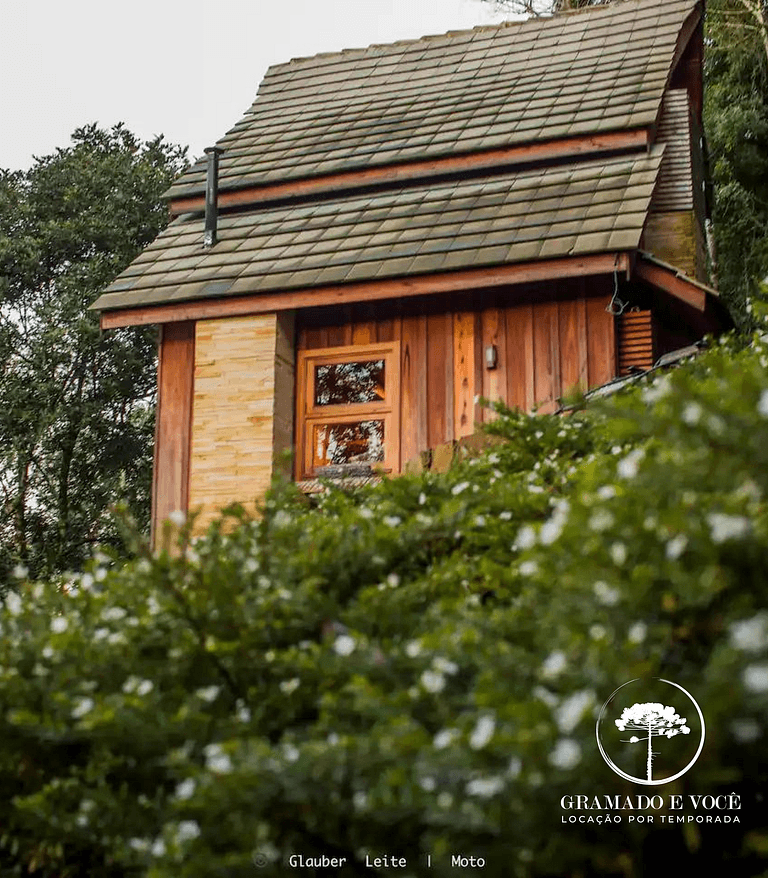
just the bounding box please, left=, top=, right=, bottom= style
left=618, top=310, right=655, bottom=375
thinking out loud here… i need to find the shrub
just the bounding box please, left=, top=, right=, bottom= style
left=1, top=332, right=767, bottom=877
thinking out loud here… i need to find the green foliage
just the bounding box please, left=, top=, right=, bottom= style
left=705, top=0, right=768, bottom=325
left=2, top=332, right=768, bottom=876
left=0, top=125, right=187, bottom=583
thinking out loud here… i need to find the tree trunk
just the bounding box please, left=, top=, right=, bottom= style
left=647, top=720, right=653, bottom=781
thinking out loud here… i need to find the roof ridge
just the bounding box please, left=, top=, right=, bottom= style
left=268, top=0, right=685, bottom=73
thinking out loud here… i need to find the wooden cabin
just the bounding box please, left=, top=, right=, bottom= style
left=93, top=0, right=731, bottom=536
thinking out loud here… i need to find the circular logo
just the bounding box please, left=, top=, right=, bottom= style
left=595, top=678, right=705, bottom=786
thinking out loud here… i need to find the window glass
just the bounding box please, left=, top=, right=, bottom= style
left=312, top=420, right=385, bottom=467
left=314, top=360, right=385, bottom=406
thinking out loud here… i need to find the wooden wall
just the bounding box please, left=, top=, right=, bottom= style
left=645, top=88, right=708, bottom=283
left=297, top=282, right=616, bottom=471
left=188, top=312, right=294, bottom=533
left=152, top=321, right=195, bottom=540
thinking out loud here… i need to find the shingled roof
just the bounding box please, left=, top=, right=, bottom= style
left=95, top=0, right=706, bottom=318
left=167, top=0, right=697, bottom=198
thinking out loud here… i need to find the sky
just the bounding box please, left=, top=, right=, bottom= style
left=2, top=0, right=508, bottom=173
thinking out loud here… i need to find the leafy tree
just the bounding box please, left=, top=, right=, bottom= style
left=705, top=0, right=768, bottom=324
left=0, top=124, right=187, bottom=584
left=479, top=0, right=605, bottom=14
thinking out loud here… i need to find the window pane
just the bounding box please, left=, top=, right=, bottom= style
left=314, top=360, right=385, bottom=406
left=313, top=420, right=384, bottom=467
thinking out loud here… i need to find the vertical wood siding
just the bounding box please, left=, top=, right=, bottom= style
left=153, top=321, right=195, bottom=540
left=297, top=286, right=616, bottom=470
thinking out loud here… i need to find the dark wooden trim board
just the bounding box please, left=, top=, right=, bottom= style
left=101, top=253, right=631, bottom=329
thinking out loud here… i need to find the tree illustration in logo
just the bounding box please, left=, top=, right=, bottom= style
left=615, top=702, right=691, bottom=781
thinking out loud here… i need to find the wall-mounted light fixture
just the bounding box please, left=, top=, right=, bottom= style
left=485, top=344, right=498, bottom=370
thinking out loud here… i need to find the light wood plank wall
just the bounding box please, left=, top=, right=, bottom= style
left=297, top=283, right=616, bottom=470
left=188, top=312, right=294, bottom=533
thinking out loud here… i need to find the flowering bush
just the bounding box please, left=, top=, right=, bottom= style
left=1, top=331, right=767, bottom=876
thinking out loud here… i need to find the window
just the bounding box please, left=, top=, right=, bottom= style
left=295, top=342, right=400, bottom=481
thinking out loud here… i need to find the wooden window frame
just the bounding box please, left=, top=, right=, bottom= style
left=295, top=341, right=400, bottom=481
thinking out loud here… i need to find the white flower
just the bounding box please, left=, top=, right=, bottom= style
left=433, top=728, right=457, bottom=750
left=589, top=624, right=607, bottom=641
left=519, top=561, right=539, bottom=577
left=50, top=616, right=68, bottom=634
left=628, top=622, right=647, bottom=644
left=548, top=738, right=581, bottom=770
left=175, top=778, right=196, bottom=801
left=743, top=663, right=768, bottom=693
left=418, top=492, right=427, bottom=505
left=555, top=690, right=595, bottom=734
left=682, top=402, right=703, bottom=425
left=513, top=525, right=537, bottom=551
left=405, top=640, right=422, bottom=658
left=466, top=776, right=505, bottom=798
left=597, top=486, right=616, bottom=501
left=386, top=573, right=400, bottom=588
left=333, top=634, right=356, bottom=656
left=437, top=792, right=453, bottom=809
left=610, top=542, right=628, bottom=566
left=469, top=715, right=495, bottom=750
left=589, top=510, right=614, bottom=532
left=499, top=510, right=513, bottom=521
left=533, top=685, right=559, bottom=707
left=541, top=650, right=567, bottom=679
left=72, top=697, right=95, bottom=719
left=147, top=596, right=161, bottom=616
left=136, top=680, right=154, bottom=697
left=204, top=744, right=233, bottom=774
left=420, top=670, right=446, bottom=693
left=758, top=389, right=768, bottom=418
left=617, top=448, right=645, bottom=480
left=176, top=821, right=201, bottom=844
left=151, top=838, right=166, bottom=858
left=642, top=375, right=671, bottom=404
left=80, top=573, right=95, bottom=592
left=508, top=757, right=522, bottom=778
left=279, top=677, right=300, bottom=695
left=432, top=657, right=459, bottom=675
left=168, top=509, right=186, bottom=527
left=452, top=481, right=470, bottom=496
left=101, top=606, right=127, bottom=622
left=42, top=645, right=55, bottom=659
left=352, top=791, right=368, bottom=811
left=5, top=592, right=22, bottom=616
left=129, top=838, right=150, bottom=853
left=383, top=516, right=402, bottom=527
left=93, top=628, right=110, bottom=642
left=195, top=685, right=221, bottom=703
left=122, top=676, right=138, bottom=694
left=730, top=719, right=761, bottom=743
left=419, top=776, right=436, bottom=792
left=708, top=513, right=751, bottom=544
left=666, top=535, right=688, bottom=560
left=283, top=744, right=300, bottom=763
left=729, top=613, right=768, bottom=653
left=12, top=565, right=28, bottom=580
left=540, top=500, right=570, bottom=546
left=236, top=702, right=251, bottom=723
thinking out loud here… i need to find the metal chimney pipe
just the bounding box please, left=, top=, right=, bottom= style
left=203, top=146, right=224, bottom=248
